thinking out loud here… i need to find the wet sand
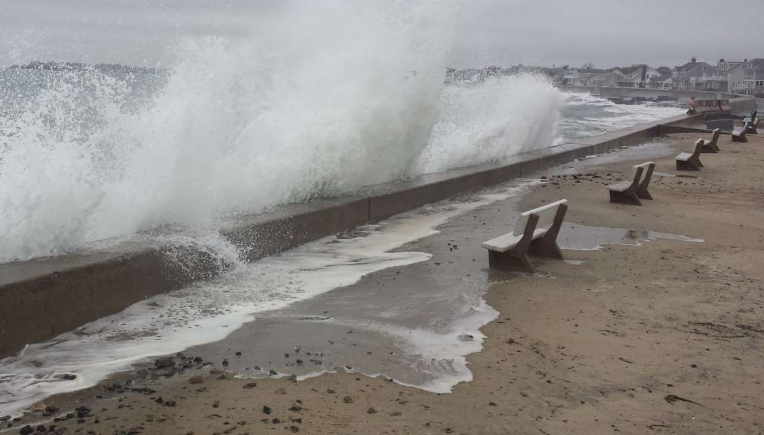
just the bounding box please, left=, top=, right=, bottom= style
left=5, top=131, right=764, bottom=435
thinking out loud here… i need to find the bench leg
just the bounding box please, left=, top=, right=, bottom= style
left=636, top=186, right=652, bottom=200
left=528, top=203, right=566, bottom=260
left=676, top=160, right=699, bottom=171
left=700, top=146, right=717, bottom=154
left=609, top=190, right=642, bottom=206
left=488, top=250, right=535, bottom=273
left=529, top=238, right=564, bottom=260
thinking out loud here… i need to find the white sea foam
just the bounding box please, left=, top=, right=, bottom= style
left=416, top=75, right=564, bottom=173
left=559, top=93, right=686, bottom=139
left=0, top=0, right=564, bottom=264
left=0, top=183, right=532, bottom=417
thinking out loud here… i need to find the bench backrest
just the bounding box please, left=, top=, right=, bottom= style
left=693, top=139, right=704, bottom=156
left=741, top=122, right=750, bottom=137
left=634, top=161, right=654, bottom=185
left=710, top=128, right=720, bottom=144
left=513, top=199, right=568, bottom=236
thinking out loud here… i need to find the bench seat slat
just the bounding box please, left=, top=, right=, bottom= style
left=676, top=152, right=692, bottom=161
left=482, top=228, right=548, bottom=253
left=607, top=181, right=633, bottom=192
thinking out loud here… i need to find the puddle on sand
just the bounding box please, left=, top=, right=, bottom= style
left=0, top=181, right=542, bottom=418
left=559, top=223, right=703, bottom=251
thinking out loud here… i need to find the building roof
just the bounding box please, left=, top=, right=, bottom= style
left=674, top=60, right=712, bottom=72
left=728, top=59, right=764, bottom=72
left=649, top=72, right=673, bottom=83
left=616, top=66, right=640, bottom=75
left=747, top=58, right=764, bottom=71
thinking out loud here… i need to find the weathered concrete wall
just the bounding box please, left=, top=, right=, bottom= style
left=223, top=197, right=371, bottom=263
left=0, top=112, right=706, bottom=358
left=728, top=97, right=757, bottom=114
left=657, top=124, right=725, bottom=135
left=0, top=246, right=223, bottom=358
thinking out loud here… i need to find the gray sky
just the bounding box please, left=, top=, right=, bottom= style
left=2, top=0, right=763, bottom=69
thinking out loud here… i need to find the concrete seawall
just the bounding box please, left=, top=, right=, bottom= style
left=0, top=112, right=704, bottom=358
left=558, top=85, right=757, bottom=113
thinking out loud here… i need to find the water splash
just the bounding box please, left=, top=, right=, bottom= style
left=0, top=184, right=531, bottom=417
left=0, top=1, right=564, bottom=264
left=559, top=93, right=686, bottom=139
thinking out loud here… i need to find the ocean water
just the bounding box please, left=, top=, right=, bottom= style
left=0, top=66, right=683, bottom=266
left=0, top=83, right=684, bottom=417
left=559, top=92, right=685, bottom=140
left=0, top=63, right=561, bottom=264
left=0, top=0, right=686, bottom=415
left=0, top=184, right=534, bottom=415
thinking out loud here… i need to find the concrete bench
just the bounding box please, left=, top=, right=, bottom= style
left=700, top=129, right=721, bottom=153
left=676, top=140, right=704, bottom=171
left=743, top=117, right=759, bottom=134
left=482, top=199, right=568, bottom=273
left=606, top=164, right=650, bottom=205
left=732, top=122, right=749, bottom=143
left=634, top=162, right=655, bottom=200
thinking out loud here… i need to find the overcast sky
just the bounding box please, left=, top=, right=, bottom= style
left=2, top=0, right=763, bottom=69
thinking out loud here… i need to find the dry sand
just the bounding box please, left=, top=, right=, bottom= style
left=4, top=131, right=764, bottom=435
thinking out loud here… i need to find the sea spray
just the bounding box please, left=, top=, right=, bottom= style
left=417, top=74, right=564, bottom=173
left=0, top=183, right=534, bottom=417
left=559, top=92, right=685, bottom=139
left=0, top=0, right=563, bottom=265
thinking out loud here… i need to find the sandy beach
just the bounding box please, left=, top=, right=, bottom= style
left=4, top=130, right=764, bottom=435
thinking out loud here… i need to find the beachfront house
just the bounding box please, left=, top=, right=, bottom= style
left=591, top=70, right=624, bottom=87
left=574, top=72, right=601, bottom=86
left=647, top=72, right=673, bottom=89
left=717, top=59, right=743, bottom=73
left=613, top=67, right=642, bottom=87
left=552, top=68, right=604, bottom=86
left=672, top=57, right=727, bottom=91
left=727, top=58, right=764, bottom=96
left=606, top=65, right=661, bottom=88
